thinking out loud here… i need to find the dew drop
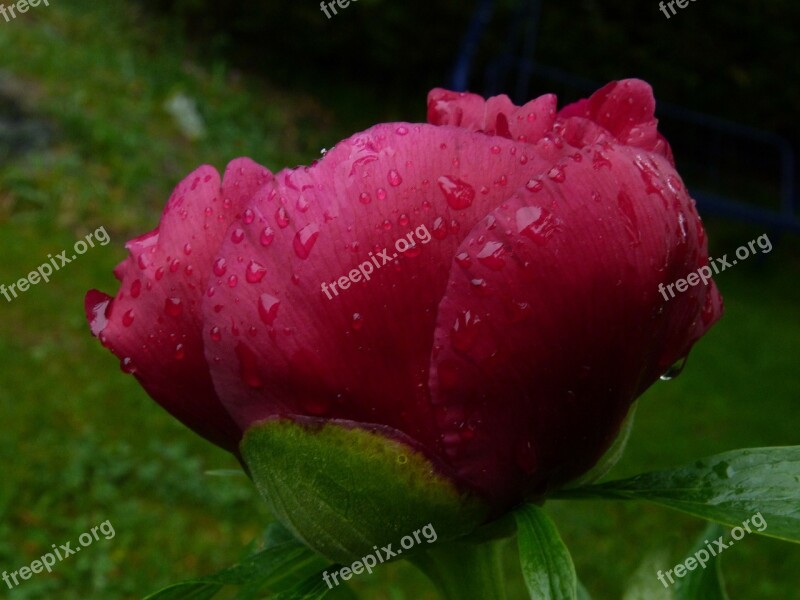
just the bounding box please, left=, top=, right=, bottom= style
left=165, top=297, right=183, bottom=317
left=246, top=260, right=267, bottom=283
left=660, top=354, right=688, bottom=381
left=122, top=309, right=135, bottom=327
left=451, top=310, right=482, bottom=351
left=476, top=240, right=507, bottom=270
left=260, top=226, right=275, bottom=247
left=437, top=175, right=475, bottom=210
left=276, top=206, right=290, bottom=228
left=293, top=223, right=320, bottom=259
left=213, top=258, right=227, bottom=277
left=257, top=293, right=281, bottom=325
left=388, top=169, right=403, bottom=187
left=516, top=206, right=560, bottom=245
left=231, top=228, right=245, bottom=244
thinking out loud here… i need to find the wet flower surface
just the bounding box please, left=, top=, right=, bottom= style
left=87, top=79, right=722, bottom=512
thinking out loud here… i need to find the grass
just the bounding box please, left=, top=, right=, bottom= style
left=0, top=2, right=798, bottom=598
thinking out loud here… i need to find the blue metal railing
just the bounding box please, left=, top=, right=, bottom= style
left=449, top=0, right=799, bottom=234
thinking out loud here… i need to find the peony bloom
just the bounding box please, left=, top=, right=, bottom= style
left=86, top=80, right=722, bottom=552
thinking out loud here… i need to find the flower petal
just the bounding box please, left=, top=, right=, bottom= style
left=428, top=142, right=721, bottom=508
left=86, top=159, right=272, bottom=451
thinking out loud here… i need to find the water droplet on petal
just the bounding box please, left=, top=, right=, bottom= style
left=293, top=223, right=320, bottom=259
left=359, top=192, right=371, bottom=205
left=276, top=206, right=290, bottom=228
left=260, top=226, right=275, bottom=247
left=477, top=240, right=507, bottom=270
left=243, top=209, right=255, bottom=224
left=231, top=228, right=245, bottom=244
left=660, top=354, right=688, bottom=381
left=438, top=176, right=475, bottom=210
left=122, top=309, right=135, bottom=327
left=351, top=312, right=363, bottom=330
left=130, top=280, right=142, bottom=298
left=258, top=293, right=281, bottom=325
left=454, top=252, right=472, bottom=268
left=121, top=357, right=137, bottom=374
left=227, top=275, right=238, bottom=288
left=183, top=243, right=193, bottom=256
left=246, top=260, right=267, bottom=283
left=451, top=310, right=482, bottom=351
left=432, top=217, right=448, bottom=240
left=213, top=258, right=227, bottom=277
left=547, top=165, right=565, bottom=183
left=165, top=297, right=183, bottom=317
left=516, top=206, right=560, bottom=245
left=388, top=169, right=403, bottom=187
left=174, top=343, right=186, bottom=360
left=210, top=326, right=222, bottom=341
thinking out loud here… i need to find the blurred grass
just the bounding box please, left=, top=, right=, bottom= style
left=0, top=1, right=798, bottom=599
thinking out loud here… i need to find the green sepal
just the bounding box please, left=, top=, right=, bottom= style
left=240, top=419, right=489, bottom=564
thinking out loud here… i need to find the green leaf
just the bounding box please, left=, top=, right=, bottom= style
left=143, top=540, right=325, bottom=599
left=515, top=504, right=577, bottom=600
left=576, top=579, right=592, bottom=600
left=270, top=571, right=336, bottom=600
left=555, top=447, right=800, bottom=543
left=673, top=523, right=729, bottom=600
left=240, top=419, right=488, bottom=564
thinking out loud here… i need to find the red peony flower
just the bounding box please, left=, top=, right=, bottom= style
left=86, top=79, right=722, bottom=520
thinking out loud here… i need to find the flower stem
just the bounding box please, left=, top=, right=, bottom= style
left=409, top=539, right=508, bottom=600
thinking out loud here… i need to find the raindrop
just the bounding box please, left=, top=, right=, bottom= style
left=231, top=228, right=245, bottom=244
left=210, top=326, right=222, bottom=341
left=293, top=223, right=320, bottom=259
left=246, top=260, right=267, bottom=283
left=213, top=258, right=227, bottom=277
left=516, top=206, right=560, bottom=245
left=477, top=240, right=507, bottom=270
left=165, top=297, right=183, bottom=317
left=258, top=293, right=281, bottom=325
left=388, top=169, right=403, bottom=187
left=660, top=355, right=688, bottom=381
left=437, top=175, right=475, bottom=210
left=260, top=226, right=275, bottom=247
left=451, top=310, right=482, bottom=351
left=276, top=206, right=290, bottom=228
left=547, top=165, right=565, bottom=183
left=122, top=309, right=135, bottom=327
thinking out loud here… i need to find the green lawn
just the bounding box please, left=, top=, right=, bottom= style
left=0, top=2, right=798, bottom=598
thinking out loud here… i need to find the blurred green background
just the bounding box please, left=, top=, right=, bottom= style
left=0, top=1, right=797, bottom=598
